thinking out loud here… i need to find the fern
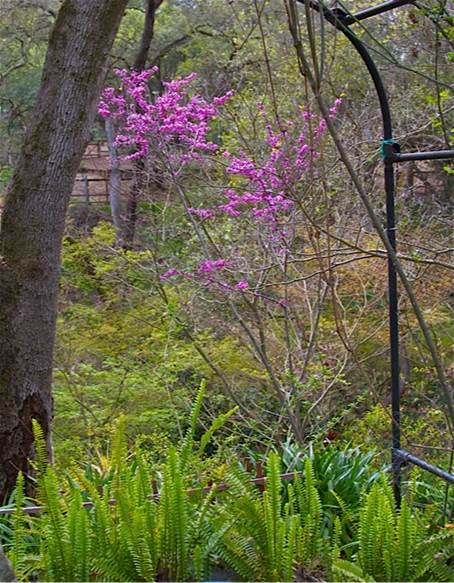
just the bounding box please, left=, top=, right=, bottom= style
left=31, top=419, right=48, bottom=477
left=216, top=452, right=312, bottom=581
left=68, top=490, right=91, bottom=581
left=180, top=380, right=206, bottom=471
left=12, top=406, right=452, bottom=583
left=40, top=468, right=72, bottom=580
left=394, top=497, right=414, bottom=581
left=264, top=452, right=283, bottom=576
left=332, top=558, right=374, bottom=582
left=292, top=458, right=323, bottom=565
left=7, top=392, right=238, bottom=582
left=334, top=482, right=454, bottom=582
left=180, top=380, right=238, bottom=472
left=9, top=472, right=27, bottom=578
left=198, top=405, right=238, bottom=458
left=159, top=447, right=189, bottom=580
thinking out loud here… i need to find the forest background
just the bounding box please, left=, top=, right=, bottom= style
left=0, top=1, right=453, bottom=581
left=0, top=0, right=452, bottom=487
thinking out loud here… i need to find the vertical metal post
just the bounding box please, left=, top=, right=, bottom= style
left=296, top=0, right=454, bottom=502
left=326, top=14, right=403, bottom=507
left=384, top=146, right=401, bottom=506
left=296, top=0, right=403, bottom=504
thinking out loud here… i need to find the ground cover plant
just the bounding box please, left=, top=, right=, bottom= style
left=2, top=396, right=454, bottom=582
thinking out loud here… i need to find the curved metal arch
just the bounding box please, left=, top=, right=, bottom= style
left=295, top=0, right=454, bottom=504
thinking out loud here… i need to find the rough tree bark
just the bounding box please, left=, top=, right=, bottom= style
left=0, top=0, right=128, bottom=501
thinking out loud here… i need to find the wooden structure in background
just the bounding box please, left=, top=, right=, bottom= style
left=71, top=142, right=133, bottom=204
left=0, top=144, right=132, bottom=213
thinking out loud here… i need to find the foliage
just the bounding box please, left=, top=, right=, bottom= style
left=1, top=0, right=453, bottom=580
left=54, top=223, right=264, bottom=459
left=279, top=441, right=381, bottom=546
left=6, top=412, right=453, bottom=582
left=8, top=388, right=237, bottom=582
left=332, top=481, right=454, bottom=582
left=213, top=454, right=323, bottom=582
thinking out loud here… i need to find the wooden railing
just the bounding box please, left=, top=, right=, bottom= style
left=0, top=464, right=302, bottom=516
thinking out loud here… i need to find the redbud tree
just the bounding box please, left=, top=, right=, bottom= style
left=100, top=68, right=345, bottom=442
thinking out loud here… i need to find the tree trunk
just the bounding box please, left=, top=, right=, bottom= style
left=105, top=118, right=124, bottom=245
left=0, top=0, right=128, bottom=501
left=123, top=0, right=164, bottom=249
left=134, top=0, right=164, bottom=71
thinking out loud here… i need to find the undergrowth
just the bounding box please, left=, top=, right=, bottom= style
left=3, top=385, right=454, bottom=582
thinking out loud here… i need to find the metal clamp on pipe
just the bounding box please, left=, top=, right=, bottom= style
left=380, top=139, right=401, bottom=161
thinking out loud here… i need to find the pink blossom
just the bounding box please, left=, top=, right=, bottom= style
left=188, top=208, right=216, bottom=220
left=161, top=268, right=179, bottom=280
left=329, top=97, right=342, bottom=118
left=235, top=281, right=249, bottom=290
left=209, top=103, right=337, bottom=226
left=99, top=75, right=342, bottom=296
left=199, top=259, right=227, bottom=274
left=99, top=68, right=232, bottom=169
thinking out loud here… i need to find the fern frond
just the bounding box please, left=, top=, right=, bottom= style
left=180, top=380, right=206, bottom=470
left=10, top=472, right=27, bottom=577
left=332, top=558, right=374, bottom=582
left=31, top=420, right=48, bottom=477
left=198, top=406, right=238, bottom=458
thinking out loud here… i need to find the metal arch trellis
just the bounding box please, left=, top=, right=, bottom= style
left=294, top=0, right=454, bottom=505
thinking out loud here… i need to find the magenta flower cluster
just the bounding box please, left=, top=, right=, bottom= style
left=99, top=67, right=232, bottom=168
left=190, top=101, right=342, bottom=224
left=99, top=69, right=342, bottom=297
left=160, top=258, right=247, bottom=293
left=199, top=259, right=228, bottom=274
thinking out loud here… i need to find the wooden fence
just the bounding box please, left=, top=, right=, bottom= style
left=0, top=464, right=302, bottom=516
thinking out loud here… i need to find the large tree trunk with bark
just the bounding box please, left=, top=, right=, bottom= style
left=0, top=0, right=128, bottom=501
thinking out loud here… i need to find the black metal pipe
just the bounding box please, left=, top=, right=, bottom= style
left=296, top=1, right=392, bottom=136
left=333, top=35, right=401, bottom=506
left=296, top=0, right=402, bottom=505
left=340, top=0, right=415, bottom=25
left=394, top=449, right=454, bottom=484
left=393, top=149, right=454, bottom=162
left=384, top=154, right=401, bottom=506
